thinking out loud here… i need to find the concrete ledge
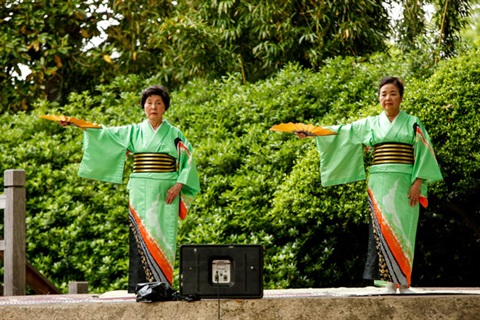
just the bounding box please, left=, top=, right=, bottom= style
left=1, top=288, right=479, bottom=320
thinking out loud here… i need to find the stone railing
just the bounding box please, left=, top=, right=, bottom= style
left=1, top=169, right=67, bottom=296
left=0, top=169, right=26, bottom=296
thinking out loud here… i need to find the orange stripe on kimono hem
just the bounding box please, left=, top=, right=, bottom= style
left=129, top=204, right=173, bottom=284
left=368, top=188, right=412, bottom=284
left=179, top=199, right=187, bottom=220
left=419, top=196, right=428, bottom=208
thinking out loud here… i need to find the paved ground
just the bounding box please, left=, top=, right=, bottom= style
left=0, top=287, right=479, bottom=305
left=1, top=287, right=480, bottom=320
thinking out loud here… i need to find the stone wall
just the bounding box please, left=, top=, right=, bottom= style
left=1, top=295, right=480, bottom=320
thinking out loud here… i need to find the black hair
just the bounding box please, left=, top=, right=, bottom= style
left=140, top=85, right=171, bottom=110
left=378, top=76, right=404, bottom=98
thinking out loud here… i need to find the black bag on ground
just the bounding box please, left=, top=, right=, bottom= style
left=135, top=282, right=178, bottom=302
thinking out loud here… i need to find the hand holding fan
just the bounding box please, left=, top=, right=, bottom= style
left=270, top=122, right=336, bottom=136
left=39, top=114, right=102, bottom=129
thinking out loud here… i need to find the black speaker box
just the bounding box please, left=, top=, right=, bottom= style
left=179, top=244, right=263, bottom=299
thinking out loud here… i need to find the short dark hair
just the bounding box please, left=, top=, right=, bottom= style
left=140, top=85, right=171, bottom=110
left=378, top=76, right=404, bottom=98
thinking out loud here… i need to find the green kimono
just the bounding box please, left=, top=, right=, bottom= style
left=78, top=119, right=200, bottom=292
left=316, top=110, right=442, bottom=286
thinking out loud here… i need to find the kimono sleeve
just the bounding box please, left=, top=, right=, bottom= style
left=78, top=126, right=131, bottom=184
left=412, top=119, right=443, bottom=184
left=175, top=136, right=200, bottom=220
left=175, top=137, right=200, bottom=194
left=315, top=120, right=367, bottom=186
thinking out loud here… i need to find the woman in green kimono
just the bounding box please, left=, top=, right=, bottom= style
left=67, top=85, right=200, bottom=293
left=297, top=76, right=442, bottom=294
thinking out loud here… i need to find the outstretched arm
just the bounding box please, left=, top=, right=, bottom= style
left=59, top=120, right=86, bottom=130
left=294, top=132, right=314, bottom=139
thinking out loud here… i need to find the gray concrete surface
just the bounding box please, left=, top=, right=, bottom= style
left=0, top=287, right=479, bottom=320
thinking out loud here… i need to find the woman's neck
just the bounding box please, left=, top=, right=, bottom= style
left=386, top=110, right=400, bottom=122
left=149, top=119, right=163, bottom=131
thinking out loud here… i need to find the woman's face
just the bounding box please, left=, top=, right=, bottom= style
left=143, top=94, right=166, bottom=124
left=379, top=83, right=402, bottom=117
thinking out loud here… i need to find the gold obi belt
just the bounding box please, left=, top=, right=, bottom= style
left=133, top=153, right=177, bottom=173
left=372, top=143, right=414, bottom=165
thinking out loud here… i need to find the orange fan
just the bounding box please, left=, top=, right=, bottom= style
left=39, top=114, right=102, bottom=128
left=270, top=122, right=336, bottom=136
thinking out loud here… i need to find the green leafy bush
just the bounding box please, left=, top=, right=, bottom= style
left=1, top=51, right=479, bottom=293
left=401, top=49, right=480, bottom=285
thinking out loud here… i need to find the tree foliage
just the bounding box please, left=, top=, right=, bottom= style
left=1, top=0, right=477, bottom=114
left=432, top=0, right=472, bottom=59
left=0, top=0, right=110, bottom=112
left=98, top=0, right=175, bottom=77
left=393, top=0, right=472, bottom=59
left=460, top=2, right=480, bottom=44
left=146, top=0, right=391, bottom=84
